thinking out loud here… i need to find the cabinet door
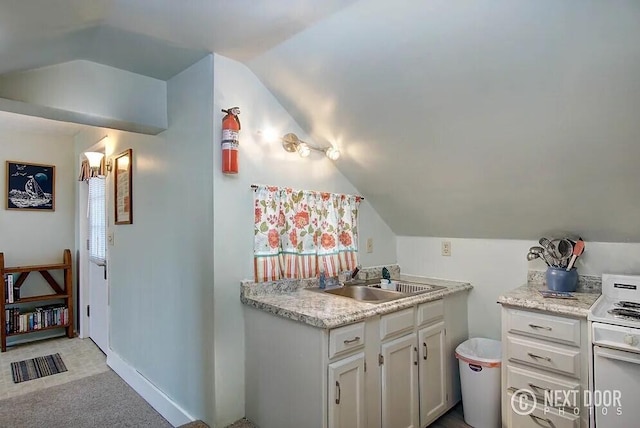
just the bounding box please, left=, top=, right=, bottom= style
left=381, top=333, right=419, bottom=428
left=328, top=352, right=366, bottom=428
left=418, top=321, right=446, bottom=426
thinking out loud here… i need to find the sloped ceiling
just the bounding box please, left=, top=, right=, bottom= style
left=2, top=0, right=639, bottom=242
left=248, top=0, right=640, bottom=242
left=0, top=0, right=357, bottom=79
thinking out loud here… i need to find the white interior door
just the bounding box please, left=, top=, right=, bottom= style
left=89, top=260, right=108, bottom=353
left=87, top=176, right=109, bottom=354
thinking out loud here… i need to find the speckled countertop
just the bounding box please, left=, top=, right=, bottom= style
left=497, top=282, right=600, bottom=318
left=241, top=271, right=472, bottom=329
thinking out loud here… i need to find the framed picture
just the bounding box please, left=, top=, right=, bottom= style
left=114, top=149, right=133, bottom=225
left=6, top=161, right=55, bottom=211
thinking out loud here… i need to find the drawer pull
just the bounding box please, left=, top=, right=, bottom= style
left=528, top=383, right=550, bottom=395
left=423, top=342, right=428, bottom=360
left=335, top=381, right=341, bottom=404
left=528, top=323, right=552, bottom=331
left=343, top=336, right=361, bottom=345
left=528, top=352, right=552, bottom=363
left=529, top=414, right=553, bottom=427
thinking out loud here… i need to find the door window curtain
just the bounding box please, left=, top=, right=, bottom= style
left=254, top=185, right=361, bottom=282
left=87, top=177, right=106, bottom=264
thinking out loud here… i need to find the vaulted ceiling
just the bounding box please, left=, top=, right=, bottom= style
left=2, top=0, right=640, bottom=241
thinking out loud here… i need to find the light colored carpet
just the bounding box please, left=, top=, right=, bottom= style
left=224, top=418, right=257, bottom=428
left=180, top=417, right=257, bottom=428
left=0, top=369, right=172, bottom=427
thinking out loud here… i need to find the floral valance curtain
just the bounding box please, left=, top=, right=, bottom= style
left=254, top=185, right=362, bottom=282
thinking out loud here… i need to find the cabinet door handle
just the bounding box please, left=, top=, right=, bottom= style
left=414, top=346, right=418, bottom=365
left=529, top=414, right=553, bottom=427
left=528, top=323, right=552, bottom=331
left=335, top=381, right=341, bottom=404
left=528, top=383, right=550, bottom=395
left=343, top=336, right=360, bottom=345
left=527, top=352, right=552, bottom=362
left=423, top=342, right=428, bottom=360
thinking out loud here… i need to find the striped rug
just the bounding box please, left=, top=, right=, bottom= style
left=11, top=353, right=67, bottom=383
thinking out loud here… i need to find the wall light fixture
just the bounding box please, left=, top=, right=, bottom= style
left=84, top=152, right=105, bottom=173
left=281, top=133, right=340, bottom=160
left=83, top=135, right=109, bottom=177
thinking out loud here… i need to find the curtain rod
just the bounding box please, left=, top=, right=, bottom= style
left=250, top=184, right=364, bottom=200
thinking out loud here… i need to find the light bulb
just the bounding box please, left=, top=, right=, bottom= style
left=260, top=128, right=279, bottom=143
left=325, top=147, right=340, bottom=160
left=297, top=143, right=311, bottom=157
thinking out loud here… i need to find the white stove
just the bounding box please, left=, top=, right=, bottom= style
left=589, top=274, right=640, bottom=427
left=590, top=274, right=640, bottom=329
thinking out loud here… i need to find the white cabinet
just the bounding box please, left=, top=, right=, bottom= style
left=328, top=352, right=367, bottom=428
left=418, top=321, right=446, bottom=427
left=378, top=301, right=449, bottom=428
left=244, top=290, right=470, bottom=428
left=380, top=333, right=419, bottom=428
left=506, top=391, right=580, bottom=428
left=501, top=307, right=589, bottom=428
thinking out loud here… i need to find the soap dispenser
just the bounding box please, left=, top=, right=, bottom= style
left=319, top=267, right=326, bottom=290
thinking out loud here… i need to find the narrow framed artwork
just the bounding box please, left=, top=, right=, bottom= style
left=114, top=149, right=133, bottom=225
left=6, top=161, right=55, bottom=211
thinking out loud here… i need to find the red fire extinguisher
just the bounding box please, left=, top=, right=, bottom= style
left=221, top=107, right=241, bottom=174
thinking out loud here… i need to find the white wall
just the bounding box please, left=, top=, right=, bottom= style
left=0, top=129, right=76, bottom=343
left=74, top=55, right=215, bottom=423
left=397, top=237, right=640, bottom=340
left=212, top=53, right=397, bottom=427
left=0, top=129, right=75, bottom=281
left=0, top=60, right=167, bottom=133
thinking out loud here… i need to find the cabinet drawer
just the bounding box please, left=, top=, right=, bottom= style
left=507, top=391, right=579, bottom=428
left=329, top=322, right=365, bottom=359
left=506, top=308, right=580, bottom=346
left=506, top=335, right=581, bottom=378
left=380, top=308, right=415, bottom=341
left=416, top=299, right=443, bottom=327
left=506, top=364, right=581, bottom=408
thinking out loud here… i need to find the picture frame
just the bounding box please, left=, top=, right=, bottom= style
left=6, top=161, right=55, bottom=211
left=114, top=149, right=133, bottom=225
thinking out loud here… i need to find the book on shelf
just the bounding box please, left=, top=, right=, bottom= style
left=4, top=304, right=69, bottom=334
left=4, top=274, right=14, bottom=303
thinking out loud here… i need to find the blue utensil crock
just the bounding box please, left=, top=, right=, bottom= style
left=546, top=266, right=578, bottom=292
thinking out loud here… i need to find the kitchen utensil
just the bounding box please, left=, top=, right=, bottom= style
left=528, top=247, right=551, bottom=266
left=527, top=251, right=540, bottom=261
left=566, top=239, right=585, bottom=271
left=539, top=237, right=555, bottom=253
left=554, top=238, right=573, bottom=258
left=550, top=238, right=574, bottom=268
left=539, top=237, right=560, bottom=264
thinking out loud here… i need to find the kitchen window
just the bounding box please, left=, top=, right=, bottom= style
left=253, top=185, right=361, bottom=282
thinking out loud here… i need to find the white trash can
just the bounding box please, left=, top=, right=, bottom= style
left=455, top=338, right=502, bottom=428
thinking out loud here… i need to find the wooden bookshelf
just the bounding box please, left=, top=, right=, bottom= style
left=0, top=249, right=74, bottom=352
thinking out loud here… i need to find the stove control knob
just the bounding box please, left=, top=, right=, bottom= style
left=624, top=334, right=636, bottom=346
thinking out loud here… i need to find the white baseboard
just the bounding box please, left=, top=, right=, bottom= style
left=107, top=351, right=195, bottom=427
